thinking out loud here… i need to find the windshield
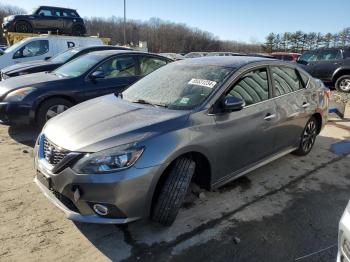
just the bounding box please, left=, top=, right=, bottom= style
left=51, top=49, right=80, bottom=63
left=123, top=63, right=233, bottom=110
left=54, top=53, right=102, bottom=77
left=4, top=39, right=27, bottom=54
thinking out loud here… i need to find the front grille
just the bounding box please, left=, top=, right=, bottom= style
left=43, top=137, right=70, bottom=166
left=51, top=189, right=79, bottom=213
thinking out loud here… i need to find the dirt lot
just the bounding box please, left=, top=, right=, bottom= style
left=0, top=114, right=349, bottom=262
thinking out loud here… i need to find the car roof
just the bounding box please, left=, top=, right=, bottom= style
left=85, top=50, right=172, bottom=59
left=71, top=45, right=132, bottom=52
left=175, top=56, right=275, bottom=68
left=38, top=6, right=77, bottom=11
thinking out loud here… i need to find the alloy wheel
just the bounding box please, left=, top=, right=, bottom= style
left=339, top=78, right=350, bottom=92
left=45, top=105, right=69, bottom=121
left=301, top=120, right=317, bottom=152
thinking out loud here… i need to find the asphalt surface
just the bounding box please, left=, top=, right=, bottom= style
left=0, top=115, right=349, bottom=262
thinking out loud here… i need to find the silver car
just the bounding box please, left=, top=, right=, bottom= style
left=338, top=201, right=350, bottom=261
left=34, top=56, right=329, bottom=226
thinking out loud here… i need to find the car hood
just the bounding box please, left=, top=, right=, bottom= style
left=1, top=60, right=60, bottom=74
left=0, top=72, right=62, bottom=97
left=44, top=95, right=190, bottom=152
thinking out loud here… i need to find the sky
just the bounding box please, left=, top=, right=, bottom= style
left=3, top=0, right=349, bottom=43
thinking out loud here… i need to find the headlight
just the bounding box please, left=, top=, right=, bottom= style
left=6, top=15, right=15, bottom=22
left=4, top=87, right=36, bottom=102
left=73, top=144, right=144, bottom=174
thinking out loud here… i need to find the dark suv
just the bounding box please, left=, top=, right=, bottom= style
left=2, top=6, right=86, bottom=36
left=297, top=47, right=350, bottom=92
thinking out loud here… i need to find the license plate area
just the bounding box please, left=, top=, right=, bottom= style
left=37, top=171, right=51, bottom=189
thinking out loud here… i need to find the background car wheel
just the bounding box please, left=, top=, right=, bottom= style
left=335, top=75, right=350, bottom=93
left=151, top=157, right=196, bottom=226
left=293, top=116, right=318, bottom=156
left=36, top=98, right=73, bottom=129
left=15, top=21, right=33, bottom=33
left=72, top=25, right=83, bottom=36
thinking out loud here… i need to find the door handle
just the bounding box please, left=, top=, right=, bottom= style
left=264, top=113, right=276, bottom=120
left=302, top=102, right=310, bottom=108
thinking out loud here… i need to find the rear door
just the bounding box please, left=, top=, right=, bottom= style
left=213, top=67, right=279, bottom=178
left=80, top=54, right=141, bottom=101
left=270, top=65, right=312, bottom=151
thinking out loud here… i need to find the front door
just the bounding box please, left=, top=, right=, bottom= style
left=312, top=49, right=343, bottom=82
left=81, top=55, right=141, bottom=101
left=213, top=67, right=278, bottom=180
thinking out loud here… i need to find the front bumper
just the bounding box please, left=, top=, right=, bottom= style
left=2, top=21, right=15, bottom=32
left=0, top=101, right=33, bottom=125
left=338, top=202, right=350, bottom=262
left=34, top=139, right=163, bottom=224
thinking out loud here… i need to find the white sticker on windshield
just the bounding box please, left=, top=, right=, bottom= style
left=188, top=78, right=217, bottom=88
left=180, top=97, right=190, bottom=104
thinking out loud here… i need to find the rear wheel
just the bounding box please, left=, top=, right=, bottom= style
left=151, top=157, right=196, bottom=226
left=335, top=75, right=350, bottom=93
left=15, top=21, right=33, bottom=33
left=293, top=116, right=318, bottom=156
left=72, top=25, right=84, bottom=36
left=36, top=98, right=73, bottom=129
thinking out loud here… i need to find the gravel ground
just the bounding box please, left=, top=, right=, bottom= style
left=331, top=90, right=350, bottom=104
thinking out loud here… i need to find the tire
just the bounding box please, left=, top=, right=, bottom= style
left=15, top=21, right=33, bottom=33
left=292, top=116, right=318, bottom=156
left=335, top=75, right=350, bottom=93
left=152, top=157, right=196, bottom=226
left=36, top=98, right=73, bottom=129
left=72, top=25, right=83, bottom=36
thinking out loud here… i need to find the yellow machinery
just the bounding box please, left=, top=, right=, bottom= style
left=3, top=32, right=111, bottom=46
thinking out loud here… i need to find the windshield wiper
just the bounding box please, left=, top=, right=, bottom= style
left=132, top=99, right=167, bottom=108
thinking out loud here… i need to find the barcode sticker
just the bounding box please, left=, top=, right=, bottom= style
left=188, top=78, right=217, bottom=88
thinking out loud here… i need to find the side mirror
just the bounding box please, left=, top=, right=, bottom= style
left=223, top=96, right=245, bottom=112
left=297, top=59, right=308, bottom=65
left=90, top=70, right=105, bottom=80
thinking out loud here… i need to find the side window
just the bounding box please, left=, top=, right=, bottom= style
left=53, top=10, right=61, bottom=16
left=94, top=56, right=136, bottom=78
left=140, top=57, right=167, bottom=75
left=318, top=50, right=342, bottom=61
left=272, top=66, right=304, bottom=96
left=299, top=51, right=318, bottom=62
left=38, top=8, right=53, bottom=16
left=227, top=68, right=269, bottom=106
left=13, top=40, right=49, bottom=59
left=62, top=10, right=78, bottom=17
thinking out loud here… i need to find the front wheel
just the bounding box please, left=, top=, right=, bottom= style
left=151, top=157, right=196, bottom=226
left=36, top=98, right=73, bottom=129
left=335, top=75, right=350, bottom=93
left=15, top=21, right=33, bottom=33
left=293, top=116, right=318, bottom=156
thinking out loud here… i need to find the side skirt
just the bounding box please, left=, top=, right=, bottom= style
left=212, top=147, right=298, bottom=189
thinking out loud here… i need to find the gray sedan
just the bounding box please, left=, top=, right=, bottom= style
left=34, top=56, right=329, bottom=226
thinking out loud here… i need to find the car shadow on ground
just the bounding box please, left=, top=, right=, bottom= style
left=72, top=131, right=350, bottom=262
left=7, top=125, right=39, bottom=148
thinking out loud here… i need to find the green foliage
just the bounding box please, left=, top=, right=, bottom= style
left=264, top=28, right=350, bottom=53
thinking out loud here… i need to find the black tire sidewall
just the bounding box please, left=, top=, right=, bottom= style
left=335, top=75, right=350, bottom=93
left=293, top=116, right=318, bottom=156
left=16, top=21, right=32, bottom=33
left=36, top=98, right=73, bottom=129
